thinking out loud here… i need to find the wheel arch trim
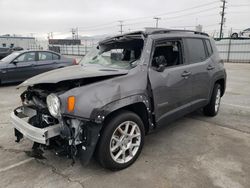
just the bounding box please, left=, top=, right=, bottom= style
left=90, top=94, right=154, bottom=131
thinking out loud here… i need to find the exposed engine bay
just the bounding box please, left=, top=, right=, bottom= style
left=15, top=82, right=103, bottom=164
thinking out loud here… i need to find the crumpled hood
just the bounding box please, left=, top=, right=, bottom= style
left=18, top=65, right=128, bottom=88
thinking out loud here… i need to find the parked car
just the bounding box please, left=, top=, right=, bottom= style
left=0, top=46, right=23, bottom=59
left=0, top=50, right=77, bottom=84
left=11, top=29, right=226, bottom=170
left=231, top=28, right=250, bottom=38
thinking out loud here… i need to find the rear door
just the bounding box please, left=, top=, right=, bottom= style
left=148, top=38, right=193, bottom=126
left=184, top=38, right=214, bottom=108
left=35, top=51, right=58, bottom=74
left=6, top=52, right=36, bottom=82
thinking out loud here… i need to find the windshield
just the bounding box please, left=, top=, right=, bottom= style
left=80, top=38, right=144, bottom=69
left=1, top=52, right=21, bottom=62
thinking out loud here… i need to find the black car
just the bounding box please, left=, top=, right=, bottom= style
left=0, top=50, right=77, bottom=84
left=0, top=47, right=23, bottom=59
left=11, top=29, right=226, bottom=170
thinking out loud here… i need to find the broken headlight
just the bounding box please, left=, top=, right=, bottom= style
left=46, top=93, right=61, bottom=118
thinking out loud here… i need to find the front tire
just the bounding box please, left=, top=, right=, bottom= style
left=96, top=110, right=145, bottom=170
left=204, top=83, right=222, bottom=116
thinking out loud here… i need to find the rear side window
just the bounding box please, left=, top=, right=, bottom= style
left=38, top=52, right=53, bottom=61
left=205, top=39, right=213, bottom=57
left=186, top=38, right=206, bottom=63
left=52, top=53, right=60, bottom=60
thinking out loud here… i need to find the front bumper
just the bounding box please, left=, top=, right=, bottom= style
left=10, top=107, right=60, bottom=145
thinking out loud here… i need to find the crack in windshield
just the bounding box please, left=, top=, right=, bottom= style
left=80, top=38, right=144, bottom=70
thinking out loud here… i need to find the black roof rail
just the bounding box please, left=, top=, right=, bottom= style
left=147, top=29, right=209, bottom=37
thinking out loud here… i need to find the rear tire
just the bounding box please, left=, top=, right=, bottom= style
left=96, top=110, right=145, bottom=170
left=203, top=83, right=221, bottom=116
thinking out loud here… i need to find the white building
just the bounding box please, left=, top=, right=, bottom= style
left=0, top=35, right=37, bottom=49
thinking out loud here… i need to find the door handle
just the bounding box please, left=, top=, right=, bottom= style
left=207, top=65, right=215, bottom=70
left=1, top=70, right=7, bottom=74
left=181, top=71, right=191, bottom=77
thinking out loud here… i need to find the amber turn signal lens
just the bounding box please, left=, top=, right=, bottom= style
left=67, top=96, right=75, bottom=112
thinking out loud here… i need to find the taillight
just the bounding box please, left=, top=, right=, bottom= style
left=73, top=59, right=77, bottom=65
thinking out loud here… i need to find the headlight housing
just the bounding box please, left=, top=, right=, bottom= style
left=46, top=93, right=61, bottom=118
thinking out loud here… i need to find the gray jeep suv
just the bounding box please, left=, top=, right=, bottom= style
left=11, top=29, right=226, bottom=170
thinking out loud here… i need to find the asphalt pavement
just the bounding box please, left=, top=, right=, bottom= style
left=0, top=63, right=249, bottom=188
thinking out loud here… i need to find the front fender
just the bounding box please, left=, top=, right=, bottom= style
left=90, top=94, right=151, bottom=123
left=59, top=67, right=148, bottom=121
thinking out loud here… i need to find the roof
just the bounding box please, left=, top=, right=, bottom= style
left=10, top=49, right=60, bottom=55
left=144, top=28, right=209, bottom=36
left=243, top=28, right=250, bottom=32
left=99, top=28, right=209, bottom=44
left=0, top=36, right=35, bottom=40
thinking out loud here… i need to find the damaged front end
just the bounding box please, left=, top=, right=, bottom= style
left=11, top=85, right=102, bottom=165
left=11, top=31, right=147, bottom=166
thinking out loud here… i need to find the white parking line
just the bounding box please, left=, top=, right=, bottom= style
left=0, top=158, right=33, bottom=173
left=222, top=103, right=250, bottom=110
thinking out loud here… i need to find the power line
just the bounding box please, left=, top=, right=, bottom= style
left=41, top=0, right=222, bottom=35
left=53, top=6, right=220, bottom=34
left=124, top=7, right=219, bottom=28
left=161, top=7, right=219, bottom=21
left=228, top=4, right=250, bottom=7
left=74, top=0, right=220, bottom=31
left=78, top=21, right=118, bottom=30
left=123, top=0, right=220, bottom=22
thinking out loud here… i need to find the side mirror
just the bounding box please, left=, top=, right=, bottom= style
left=12, top=60, right=18, bottom=65
left=156, top=64, right=165, bottom=72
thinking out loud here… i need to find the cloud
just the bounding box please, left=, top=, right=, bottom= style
left=0, top=0, right=249, bottom=38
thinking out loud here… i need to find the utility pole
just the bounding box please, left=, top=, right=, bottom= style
left=71, top=28, right=76, bottom=39
left=118, top=20, right=124, bottom=34
left=76, top=27, right=79, bottom=39
left=153, top=17, right=161, bottom=28
left=219, top=0, right=226, bottom=39
left=30, top=33, right=35, bottom=38
left=47, top=32, right=53, bottom=40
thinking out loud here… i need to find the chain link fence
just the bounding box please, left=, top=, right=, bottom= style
left=49, top=45, right=92, bottom=56
left=215, top=39, right=250, bottom=63
left=48, top=38, right=250, bottom=64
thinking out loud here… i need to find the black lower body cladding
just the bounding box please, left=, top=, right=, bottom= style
left=12, top=106, right=103, bottom=165
left=61, top=115, right=103, bottom=165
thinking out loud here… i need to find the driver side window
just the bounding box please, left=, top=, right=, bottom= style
left=152, top=40, right=183, bottom=69
left=15, top=52, right=36, bottom=62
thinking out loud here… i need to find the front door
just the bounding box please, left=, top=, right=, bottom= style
left=148, top=39, right=193, bottom=126
left=6, top=52, right=36, bottom=82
